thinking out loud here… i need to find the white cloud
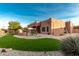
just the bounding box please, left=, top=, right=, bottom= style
left=0, top=16, right=79, bottom=29
left=0, top=17, right=18, bottom=29
left=0, top=17, right=28, bottom=29
left=63, top=17, right=79, bottom=26
left=0, top=18, right=10, bottom=29
left=70, top=17, right=79, bottom=26
left=21, top=23, right=29, bottom=28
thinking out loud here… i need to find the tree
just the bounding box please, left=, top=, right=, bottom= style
left=31, top=28, right=37, bottom=35
left=8, top=21, right=21, bottom=30
left=22, top=27, right=29, bottom=36
left=8, top=21, right=21, bottom=34
left=23, top=27, right=29, bottom=32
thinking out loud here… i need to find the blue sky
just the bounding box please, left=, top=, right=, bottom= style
left=0, top=3, right=79, bottom=29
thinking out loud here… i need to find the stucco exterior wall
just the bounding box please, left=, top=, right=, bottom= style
left=0, top=29, right=5, bottom=35
left=51, top=28, right=65, bottom=36
left=40, top=18, right=65, bottom=35
left=65, top=21, right=73, bottom=33
left=40, top=18, right=51, bottom=34
left=51, top=19, right=65, bottom=29
left=50, top=18, right=65, bottom=35
left=73, top=28, right=79, bottom=33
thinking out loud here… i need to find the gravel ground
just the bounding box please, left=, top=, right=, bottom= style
left=14, top=34, right=62, bottom=40
left=0, top=48, right=63, bottom=56
left=14, top=33, right=79, bottom=40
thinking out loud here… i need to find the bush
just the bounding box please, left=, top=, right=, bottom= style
left=9, top=29, right=18, bottom=35
left=31, top=29, right=37, bottom=35
left=22, top=27, right=29, bottom=32
left=61, top=37, right=79, bottom=56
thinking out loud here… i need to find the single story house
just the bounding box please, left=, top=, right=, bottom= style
left=27, top=18, right=77, bottom=36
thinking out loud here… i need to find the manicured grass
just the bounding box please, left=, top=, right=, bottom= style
left=0, top=34, right=61, bottom=51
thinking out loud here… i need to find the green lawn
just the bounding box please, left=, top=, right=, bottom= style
left=0, top=34, right=61, bottom=51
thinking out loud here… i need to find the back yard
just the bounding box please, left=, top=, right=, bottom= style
left=0, top=34, right=61, bottom=51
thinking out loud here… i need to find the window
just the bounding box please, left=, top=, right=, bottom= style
left=42, top=27, right=45, bottom=32
left=64, top=28, right=67, bottom=33
left=47, top=26, right=49, bottom=32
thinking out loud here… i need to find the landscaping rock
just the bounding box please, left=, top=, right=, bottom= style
left=0, top=48, right=64, bottom=56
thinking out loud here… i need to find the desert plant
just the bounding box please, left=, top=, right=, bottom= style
left=31, top=28, right=37, bottom=35
left=61, top=37, right=79, bottom=56
left=22, top=27, right=29, bottom=32
left=22, top=27, right=29, bottom=36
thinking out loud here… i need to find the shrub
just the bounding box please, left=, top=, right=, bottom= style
left=22, top=27, right=29, bottom=32
left=31, top=29, right=37, bottom=35
left=61, top=37, right=79, bottom=56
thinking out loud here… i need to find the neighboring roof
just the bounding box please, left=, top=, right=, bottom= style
left=74, top=26, right=79, bottom=29
left=27, top=22, right=41, bottom=27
